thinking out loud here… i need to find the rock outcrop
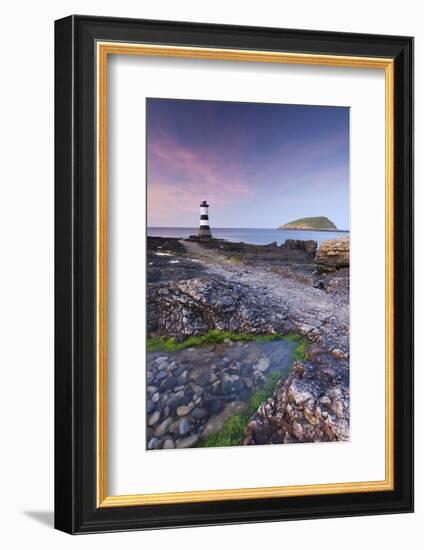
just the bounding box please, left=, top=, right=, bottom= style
left=242, top=358, right=349, bottom=445
left=315, top=237, right=350, bottom=269
left=185, top=237, right=318, bottom=264
left=148, top=277, right=287, bottom=338
left=283, top=239, right=317, bottom=255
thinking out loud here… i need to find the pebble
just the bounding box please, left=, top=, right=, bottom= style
left=153, top=439, right=164, bottom=450
left=176, top=434, right=199, bottom=448
left=176, top=375, right=187, bottom=386
left=229, top=362, right=241, bottom=373
left=148, top=411, right=160, bottom=426
left=176, top=405, right=193, bottom=417
left=147, top=437, right=159, bottom=450
left=191, top=407, right=207, bottom=420
left=179, top=417, right=191, bottom=435
left=158, top=362, right=169, bottom=371
left=241, top=364, right=252, bottom=376
left=221, top=374, right=235, bottom=394
left=146, top=399, right=155, bottom=415
left=233, top=378, right=245, bottom=392
left=156, top=356, right=168, bottom=365
left=156, top=370, right=168, bottom=381
left=256, top=357, right=271, bottom=372
left=211, top=381, right=221, bottom=394
left=160, top=376, right=179, bottom=391
left=172, top=366, right=184, bottom=376
left=152, top=392, right=160, bottom=403
left=169, top=420, right=180, bottom=434
left=167, top=390, right=185, bottom=412
left=182, top=391, right=194, bottom=405
left=192, top=371, right=209, bottom=386
left=163, top=439, right=175, bottom=449
left=155, top=417, right=173, bottom=437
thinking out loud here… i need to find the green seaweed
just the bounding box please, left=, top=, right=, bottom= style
left=293, top=338, right=308, bottom=361
left=147, top=329, right=285, bottom=353
left=199, top=370, right=282, bottom=448
left=282, top=333, right=309, bottom=360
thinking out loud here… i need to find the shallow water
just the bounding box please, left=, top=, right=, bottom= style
left=148, top=226, right=349, bottom=247
left=146, top=339, right=298, bottom=449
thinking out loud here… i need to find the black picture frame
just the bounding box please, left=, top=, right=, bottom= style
left=55, top=15, right=414, bottom=534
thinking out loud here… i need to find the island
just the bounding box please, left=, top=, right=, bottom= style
left=278, top=216, right=337, bottom=231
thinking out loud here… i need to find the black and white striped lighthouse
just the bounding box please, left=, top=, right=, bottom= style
left=198, top=200, right=212, bottom=238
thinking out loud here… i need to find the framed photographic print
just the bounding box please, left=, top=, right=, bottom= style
left=54, top=15, right=414, bottom=533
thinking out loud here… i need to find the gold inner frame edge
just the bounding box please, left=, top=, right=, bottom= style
left=96, top=42, right=395, bottom=508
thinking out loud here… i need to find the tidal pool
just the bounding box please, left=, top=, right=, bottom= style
left=146, top=338, right=299, bottom=450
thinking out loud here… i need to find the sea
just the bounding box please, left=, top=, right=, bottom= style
left=147, top=227, right=349, bottom=247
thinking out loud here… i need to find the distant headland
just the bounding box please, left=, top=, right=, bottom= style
left=278, top=216, right=344, bottom=232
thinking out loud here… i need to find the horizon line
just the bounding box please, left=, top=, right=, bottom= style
left=147, top=226, right=350, bottom=231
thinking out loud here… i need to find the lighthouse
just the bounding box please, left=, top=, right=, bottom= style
left=198, top=200, right=212, bottom=238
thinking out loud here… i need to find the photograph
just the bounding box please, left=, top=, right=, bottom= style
left=146, top=97, right=350, bottom=450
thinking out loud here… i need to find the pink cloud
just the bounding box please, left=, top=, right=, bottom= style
left=147, top=133, right=255, bottom=225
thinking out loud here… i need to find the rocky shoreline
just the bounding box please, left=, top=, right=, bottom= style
left=146, top=235, right=350, bottom=449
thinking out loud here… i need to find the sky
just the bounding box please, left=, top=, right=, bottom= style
left=146, top=98, right=349, bottom=230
